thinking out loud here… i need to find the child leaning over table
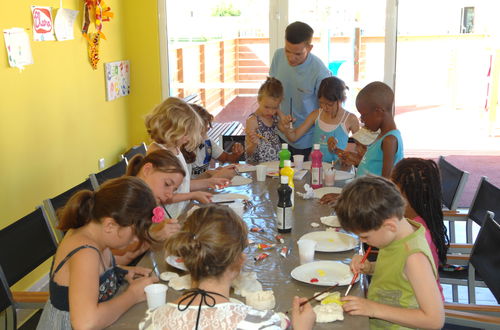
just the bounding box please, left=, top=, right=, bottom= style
left=245, top=77, right=285, bottom=163
left=335, top=176, right=444, bottom=330
left=188, top=103, right=244, bottom=179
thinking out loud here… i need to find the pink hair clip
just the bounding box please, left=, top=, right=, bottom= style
left=152, top=206, right=165, bottom=223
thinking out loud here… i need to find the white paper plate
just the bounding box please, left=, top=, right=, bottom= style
left=291, top=260, right=357, bottom=286
left=299, top=231, right=358, bottom=252
left=320, top=215, right=341, bottom=227
left=230, top=175, right=252, bottom=186
left=260, top=161, right=280, bottom=172
left=211, top=193, right=250, bottom=202
left=166, top=255, right=187, bottom=271
left=313, top=187, right=342, bottom=199
left=236, top=164, right=256, bottom=172
left=302, top=161, right=331, bottom=171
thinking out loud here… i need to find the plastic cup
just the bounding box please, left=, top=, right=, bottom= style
left=144, top=283, right=168, bottom=310
left=297, top=239, right=317, bottom=264
left=256, top=164, right=267, bottom=181
left=293, top=155, right=304, bottom=171
left=324, top=168, right=336, bottom=187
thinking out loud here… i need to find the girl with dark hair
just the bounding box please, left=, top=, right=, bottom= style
left=141, top=205, right=316, bottom=330
left=37, top=177, right=159, bottom=329
left=392, top=157, right=449, bottom=299
left=280, top=76, right=360, bottom=162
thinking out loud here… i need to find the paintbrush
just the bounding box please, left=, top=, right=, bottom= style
left=289, top=98, right=293, bottom=129
left=285, top=283, right=339, bottom=314
left=344, top=246, right=372, bottom=296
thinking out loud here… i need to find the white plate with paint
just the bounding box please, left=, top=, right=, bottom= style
left=320, top=215, right=341, bottom=227
left=166, top=255, right=188, bottom=271
left=211, top=193, right=251, bottom=202
left=260, top=161, right=280, bottom=172
left=299, top=231, right=358, bottom=252
left=313, top=187, right=342, bottom=199
left=236, top=164, right=256, bottom=172
left=291, top=260, right=357, bottom=286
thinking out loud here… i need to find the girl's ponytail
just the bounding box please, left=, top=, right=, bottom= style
left=57, top=190, right=94, bottom=231
left=126, top=154, right=146, bottom=176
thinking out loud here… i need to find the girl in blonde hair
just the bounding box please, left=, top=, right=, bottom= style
left=145, top=97, right=228, bottom=218
left=140, top=205, right=315, bottom=330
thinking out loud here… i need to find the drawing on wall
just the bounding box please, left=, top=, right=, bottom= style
left=31, top=6, right=55, bottom=41
left=3, top=28, right=34, bottom=70
left=54, top=8, right=79, bottom=41
left=105, top=60, right=130, bottom=101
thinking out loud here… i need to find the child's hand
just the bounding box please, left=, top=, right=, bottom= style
left=341, top=296, right=377, bottom=318
left=246, top=128, right=260, bottom=144
left=327, top=137, right=338, bottom=153
left=150, top=218, right=181, bottom=241
left=123, top=265, right=152, bottom=282
left=350, top=255, right=372, bottom=274
left=291, top=296, right=316, bottom=330
left=127, top=274, right=158, bottom=304
left=191, top=191, right=213, bottom=204
left=212, top=167, right=237, bottom=180
left=208, top=177, right=230, bottom=189
left=231, top=142, right=244, bottom=157
left=337, top=150, right=361, bottom=166
left=319, top=192, right=340, bottom=205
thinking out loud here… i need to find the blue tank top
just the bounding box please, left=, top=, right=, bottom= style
left=357, top=129, right=404, bottom=177
left=312, top=109, right=350, bottom=162
left=48, top=245, right=127, bottom=312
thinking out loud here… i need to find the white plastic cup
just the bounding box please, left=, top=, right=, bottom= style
left=144, top=283, right=168, bottom=310
left=293, top=155, right=304, bottom=171
left=256, top=164, right=267, bottom=181
left=297, top=239, right=317, bottom=264
left=324, top=168, right=336, bottom=187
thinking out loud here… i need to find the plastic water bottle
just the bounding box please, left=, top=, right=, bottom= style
left=279, top=143, right=291, bottom=169
left=280, top=160, right=295, bottom=207
left=311, top=143, right=323, bottom=188
left=277, top=176, right=293, bottom=233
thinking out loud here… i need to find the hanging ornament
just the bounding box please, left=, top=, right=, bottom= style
left=88, top=32, right=100, bottom=70
left=82, top=0, right=113, bottom=69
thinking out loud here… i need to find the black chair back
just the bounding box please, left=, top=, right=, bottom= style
left=468, top=177, right=500, bottom=226
left=0, top=207, right=57, bottom=286
left=0, top=264, right=16, bottom=330
left=470, top=211, right=500, bottom=303
left=438, top=156, right=469, bottom=210
left=90, top=158, right=127, bottom=189
left=222, top=135, right=245, bottom=161
left=122, top=142, right=147, bottom=163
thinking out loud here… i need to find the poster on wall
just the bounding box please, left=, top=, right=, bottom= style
left=31, top=6, right=55, bottom=41
left=104, top=60, right=130, bottom=101
left=54, top=8, right=79, bottom=41
left=3, top=28, right=34, bottom=70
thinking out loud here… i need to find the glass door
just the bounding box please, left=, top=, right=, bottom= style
left=165, top=0, right=270, bottom=116
left=395, top=0, right=500, bottom=156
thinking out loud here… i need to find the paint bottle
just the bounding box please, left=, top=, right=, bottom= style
left=279, top=143, right=291, bottom=169
left=311, top=143, right=323, bottom=189
left=280, top=160, right=295, bottom=207
left=277, top=176, right=293, bottom=233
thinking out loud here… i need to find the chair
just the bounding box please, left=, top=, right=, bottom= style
left=42, top=178, right=94, bottom=242
left=121, top=142, right=147, bottom=164
left=0, top=207, right=57, bottom=329
left=222, top=135, right=246, bottom=162
left=442, top=211, right=500, bottom=304
left=89, top=158, right=127, bottom=189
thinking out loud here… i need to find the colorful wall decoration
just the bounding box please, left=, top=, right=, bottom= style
left=82, top=0, right=114, bottom=69
left=104, top=60, right=130, bottom=101
left=3, top=28, right=34, bottom=69
left=31, top=6, right=55, bottom=41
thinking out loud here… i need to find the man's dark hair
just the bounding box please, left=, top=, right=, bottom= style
left=285, top=21, right=314, bottom=44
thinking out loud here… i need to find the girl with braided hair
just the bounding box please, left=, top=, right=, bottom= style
left=392, top=158, right=449, bottom=299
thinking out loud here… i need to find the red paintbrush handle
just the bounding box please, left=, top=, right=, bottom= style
left=349, top=246, right=372, bottom=285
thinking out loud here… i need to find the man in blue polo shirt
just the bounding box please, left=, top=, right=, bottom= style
left=270, top=21, right=331, bottom=160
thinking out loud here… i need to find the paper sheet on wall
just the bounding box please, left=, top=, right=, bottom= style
left=31, top=6, right=55, bottom=41
left=3, top=28, right=34, bottom=70
left=54, top=8, right=79, bottom=41
left=104, top=60, right=130, bottom=101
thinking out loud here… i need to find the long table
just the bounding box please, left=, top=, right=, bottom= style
left=108, top=169, right=368, bottom=329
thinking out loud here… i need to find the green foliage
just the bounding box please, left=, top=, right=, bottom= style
left=212, top=2, right=241, bottom=17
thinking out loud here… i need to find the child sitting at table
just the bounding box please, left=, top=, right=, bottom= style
left=280, top=76, right=360, bottom=162
left=392, top=157, right=450, bottom=299
left=37, top=177, right=159, bottom=329
left=189, top=103, right=244, bottom=179
left=245, top=77, right=284, bottom=163
left=335, top=176, right=444, bottom=329
left=145, top=97, right=229, bottom=218
left=337, top=81, right=403, bottom=178
left=140, top=205, right=316, bottom=330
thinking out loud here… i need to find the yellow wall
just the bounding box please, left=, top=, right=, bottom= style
left=0, top=0, right=161, bottom=290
